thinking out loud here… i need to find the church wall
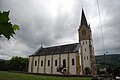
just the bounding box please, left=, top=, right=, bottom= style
left=53, top=54, right=60, bottom=74
left=33, top=56, right=38, bottom=73
left=39, top=56, right=45, bottom=73
left=46, top=55, right=52, bottom=74
left=61, top=54, right=68, bottom=72
left=61, top=54, right=68, bottom=66
left=69, top=53, right=77, bottom=74
left=37, top=56, right=40, bottom=73
left=81, top=40, right=91, bottom=69
left=29, top=53, right=83, bottom=75
left=79, top=54, right=83, bottom=75
left=28, top=57, right=32, bottom=72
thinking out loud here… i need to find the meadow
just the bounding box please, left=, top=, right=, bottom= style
left=0, top=71, right=91, bottom=80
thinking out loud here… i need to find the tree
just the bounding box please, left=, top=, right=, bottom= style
left=0, top=59, right=10, bottom=71
left=0, top=11, right=20, bottom=40
left=9, top=56, right=29, bottom=71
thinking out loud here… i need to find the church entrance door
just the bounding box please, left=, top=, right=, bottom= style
left=85, top=67, right=91, bottom=75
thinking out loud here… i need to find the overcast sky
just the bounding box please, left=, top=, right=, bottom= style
left=0, top=0, right=120, bottom=60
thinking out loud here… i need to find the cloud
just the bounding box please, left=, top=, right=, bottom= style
left=0, top=0, right=120, bottom=59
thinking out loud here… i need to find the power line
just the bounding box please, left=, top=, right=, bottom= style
left=96, top=0, right=105, bottom=52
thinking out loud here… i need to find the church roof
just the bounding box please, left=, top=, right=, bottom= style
left=80, top=9, right=88, bottom=27
left=30, top=43, right=79, bottom=56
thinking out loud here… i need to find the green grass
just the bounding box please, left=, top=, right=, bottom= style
left=0, top=71, right=91, bottom=80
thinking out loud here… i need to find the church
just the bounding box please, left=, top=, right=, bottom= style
left=28, top=9, right=97, bottom=75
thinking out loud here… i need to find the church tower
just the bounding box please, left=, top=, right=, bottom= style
left=78, top=9, right=97, bottom=75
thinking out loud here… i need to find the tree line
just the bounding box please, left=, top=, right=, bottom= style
left=0, top=56, right=29, bottom=72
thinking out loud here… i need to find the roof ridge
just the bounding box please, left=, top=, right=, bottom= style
left=30, top=43, right=80, bottom=56
left=44, top=43, right=79, bottom=49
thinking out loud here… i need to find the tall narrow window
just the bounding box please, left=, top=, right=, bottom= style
left=85, top=48, right=86, bottom=52
left=83, top=41, right=84, bottom=45
left=87, top=56, right=88, bottom=60
left=55, top=60, right=57, bottom=66
left=86, top=41, right=87, bottom=44
left=63, top=59, right=66, bottom=68
left=35, top=61, right=37, bottom=66
left=84, top=56, right=86, bottom=60
left=72, top=58, right=75, bottom=66
left=48, top=60, right=50, bottom=66
left=41, top=60, right=43, bottom=66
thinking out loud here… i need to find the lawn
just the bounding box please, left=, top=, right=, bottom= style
left=0, top=71, right=91, bottom=80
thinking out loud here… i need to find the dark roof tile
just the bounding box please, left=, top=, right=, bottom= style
left=31, top=43, right=79, bottom=56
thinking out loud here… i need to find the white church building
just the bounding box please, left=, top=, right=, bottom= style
left=28, top=9, right=97, bottom=75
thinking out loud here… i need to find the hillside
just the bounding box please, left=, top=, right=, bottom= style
left=95, top=54, right=120, bottom=68
left=0, top=59, right=4, bottom=61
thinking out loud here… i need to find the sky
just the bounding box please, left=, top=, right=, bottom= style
left=0, top=0, right=120, bottom=60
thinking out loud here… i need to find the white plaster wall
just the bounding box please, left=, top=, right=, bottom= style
left=28, top=57, right=32, bottom=72
left=52, top=54, right=60, bottom=74
left=46, top=55, right=52, bottom=74
left=61, top=54, right=68, bottom=72
left=28, top=52, right=83, bottom=75
left=81, top=40, right=91, bottom=68
left=78, top=54, right=83, bottom=75
left=69, top=53, right=76, bottom=74
left=37, top=56, right=40, bottom=73
left=33, top=56, right=38, bottom=73
left=39, top=56, right=45, bottom=73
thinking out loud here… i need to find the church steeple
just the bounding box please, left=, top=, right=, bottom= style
left=78, top=9, right=97, bottom=75
left=78, top=9, right=92, bottom=41
left=80, top=9, right=88, bottom=27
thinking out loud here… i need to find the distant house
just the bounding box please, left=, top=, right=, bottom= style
left=28, top=9, right=97, bottom=75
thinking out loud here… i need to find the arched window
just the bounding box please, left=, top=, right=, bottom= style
left=35, top=61, right=37, bottom=66
left=85, top=48, right=86, bottom=52
left=87, top=56, right=88, bottom=60
left=41, top=60, right=43, bottom=66
left=63, top=59, right=66, bottom=68
left=55, top=60, right=57, bottom=66
left=48, top=60, right=50, bottom=66
left=84, top=56, right=86, bottom=60
left=83, top=41, right=84, bottom=45
left=72, top=58, right=75, bottom=66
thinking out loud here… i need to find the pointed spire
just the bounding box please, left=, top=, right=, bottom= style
left=80, top=9, right=88, bottom=27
